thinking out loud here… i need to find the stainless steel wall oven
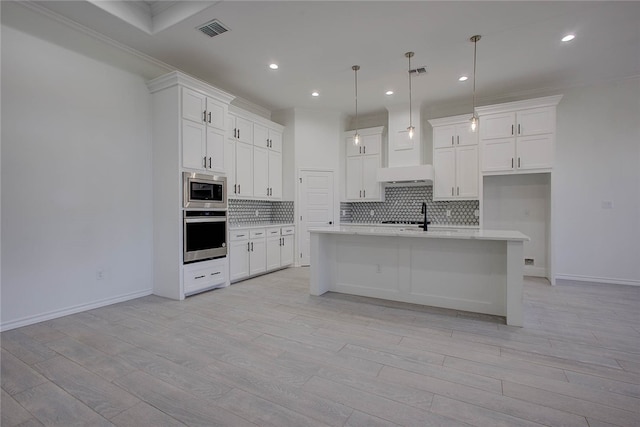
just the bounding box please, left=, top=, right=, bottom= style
left=183, top=210, right=227, bottom=263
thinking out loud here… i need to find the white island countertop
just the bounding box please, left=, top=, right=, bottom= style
left=309, top=226, right=529, bottom=242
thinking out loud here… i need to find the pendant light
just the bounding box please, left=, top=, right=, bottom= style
left=470, top=35, right=481, bottom=132
left=352, top=65, right=360, bottom=145
left=405, top=51, right=415, bottom=140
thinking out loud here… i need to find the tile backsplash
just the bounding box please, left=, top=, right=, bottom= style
left=342, top=186, right=479, bottom=226
left=228, top=199, right=294, bottom=225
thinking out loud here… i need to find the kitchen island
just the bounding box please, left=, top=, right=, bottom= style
left=309, top=226, right=529, bottom=326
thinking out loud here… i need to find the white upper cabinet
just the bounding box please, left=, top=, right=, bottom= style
left=226, top=110, right=284, bottom=200
left=344, top=126, right=385, bottom=202
left=429, top=114, right=479, bottom=201
left=181, top=87, right=227, bottom=173
left=476, top=95, right=562, bottom=175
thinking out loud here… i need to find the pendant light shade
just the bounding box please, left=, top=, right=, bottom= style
left=470, top=35, right=481, bottom=132
left=352, top=65, right=360, bottom=145
left=405, top=51, right=415, bottom=140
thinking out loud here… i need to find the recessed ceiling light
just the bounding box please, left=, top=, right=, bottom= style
left=269, top=63, right=278, bottom=70
left=562, top=34, right=575, bottom=42
left=459, top=76, right=468, bottom=82
left=311, top=91, right=319, bottom=97
left=385, top=90, right=394, bottom=96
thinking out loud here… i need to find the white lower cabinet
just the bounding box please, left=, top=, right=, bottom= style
left=230, top=225, right=295, bottom=283
left=183, top=257, right=227, bottom=296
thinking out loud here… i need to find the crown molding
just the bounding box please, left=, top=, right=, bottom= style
left=15, top=1, right=174, bottom=73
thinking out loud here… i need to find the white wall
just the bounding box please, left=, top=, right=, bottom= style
left=483, top=174, right=550, bottom=278
left=554, top=77, right=640, bottom=285
left=1, top=26, right=154, bottom=330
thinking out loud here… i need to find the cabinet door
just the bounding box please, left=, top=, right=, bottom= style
left=479, top=112, right=515, bottom=140
left=182, top=88, right=206, bottom=124
left=269, top=130, right=282, bottom=152
left=456, top=145, right=479, bottom=198
left=516, top=134, right=553, bottom=171
left=455, top=123, right=478, bottom=147
left=230, top=239, right=250, bottom=281
left=362, top=133, right=381, bottom=155
left=345, top=135, right=361, bottom=157
left=182, top=120, right=206, bottom=170
left=253, top=146, right=269, bottom=198
left=481, top=138, right=516, bottom=173
left=433, top=148, right=456, bottom=199
left=253, top=123, right=269, bottom=149
left=235, top=116, right=253, bottom=144
left=281, top=234, right=294, bottom=267
left=224, top=139, right=236, bottom=193
left=235, top=141, right=253, bottom=196
left=266, top=236, right=281, bottom=271
left=249, top=238, right=266, bottom=275
left=206, top=128, right=225, bottom=172
left=268, top=150, right=282, bottom=199
left=517, top=107, right=555, bottom=137
left=205, top=97, right=226, bottom=130
left=361, top=155, right=381, bottom=200
left=433, top=125, right=455, bottom=149
left=345, top=156, right=363, bottom=200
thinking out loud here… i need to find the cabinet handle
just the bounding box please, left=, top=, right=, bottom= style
left=203, top=156, right=207, bottom=168
left=359, top=190, right=362, bottom=198
left=247, top=242, right=250, bottom=251
left=511, top=124, right=514, bottom=135
left=267, top=187, right=270, bottom=196
left=194, top=275, right=206, bottom=280
left=363, top=190, right=366, bottom=198
left=255, top=233, right=262, bottom=236
left=359, top=146, right=362, bottom=154
left=457, top=135, right=460, bottom=145
left=234, top=128, right=237, bottom=138
left=208, top=157, right=212, bottom=169
left=238, top=184, right=241, bottom=194
left=237, top=234, right=245, bottom=237
left=238, top=129, right=240, bottom=139
left=203, top=111, right=207, bottom=122
left=208, top=112, right=212, bottom=124
left=270, top=188, right=272, bottom=196
left=251, top=242, right=254, bottom=251
left=518, top=124, right=521, bottom=135
left=452, top=187, right=454, bottom=196
left=518, top=157, right=521, bottom=168
left=457, top=187, right=460, bottom=196
left=363, top=146, right=366, bottom=154
left=511, top=158, right=514, bottom=169
left=211, top=271, right=220, bottom=275
left=234, top=184, right=237, bottom=194
left=452, top=136, right=454, bottom=145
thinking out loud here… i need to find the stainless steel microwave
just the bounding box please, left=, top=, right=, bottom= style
left=183, top=172, right=227, bottom=209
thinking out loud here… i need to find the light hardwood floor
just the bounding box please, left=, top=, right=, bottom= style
left=2, top=268, right=639, bottom=426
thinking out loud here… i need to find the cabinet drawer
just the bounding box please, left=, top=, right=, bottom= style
left=250, top=228, right=266, bottom=239
left=281, top=226, right=295, bottom=236
left=230, top=230, right=249, bottom=241
left=183, top=259, right=227, bottom=295
left=266, top=227, right=281, bottom=237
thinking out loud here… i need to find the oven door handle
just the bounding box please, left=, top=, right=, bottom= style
left=184, top=217, right=227, bottom=224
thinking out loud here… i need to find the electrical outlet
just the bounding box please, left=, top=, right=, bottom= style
left=445, top=209, right=452, bottom=218
left=474, top=209, right=480, bottom=218
left=96, top=269, right=105, bottom=280
left=524, top=258, right=534, bottom=266
left=370, top=210, right=375, bottom=216
left=342, top=209, right=346, bottom=216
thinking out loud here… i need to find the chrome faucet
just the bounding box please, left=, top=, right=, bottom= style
left=421, top=202, right=429, bottom=231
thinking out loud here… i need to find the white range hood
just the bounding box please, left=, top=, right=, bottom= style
left=376, top=105, right=433, bottom=184
left=376, top=164, right=433, bottom=184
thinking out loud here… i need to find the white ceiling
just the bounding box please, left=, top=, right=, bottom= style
left=22, top=1, right=640, bottom=117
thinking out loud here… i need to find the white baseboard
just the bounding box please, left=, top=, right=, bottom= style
left=0, top=289, right=153, bottom=332
left=555, top=274, right=640, bottom=287
left=524, top=266, right=547, bottom=278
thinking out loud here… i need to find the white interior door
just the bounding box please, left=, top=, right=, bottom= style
left=298, top=170, right=334, bottom=266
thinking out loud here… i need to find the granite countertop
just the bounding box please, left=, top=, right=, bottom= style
left=309, top=225, right=529, bottom=242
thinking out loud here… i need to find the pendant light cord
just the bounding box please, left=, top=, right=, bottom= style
left=408, top=54, right=413, bottom=129
left=472, top=38, right=477, bottom=112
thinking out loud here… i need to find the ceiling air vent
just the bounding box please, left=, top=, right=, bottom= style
left=197, top=19, right=229, bottom=38
left=409, top=67, right=427, bottom=76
